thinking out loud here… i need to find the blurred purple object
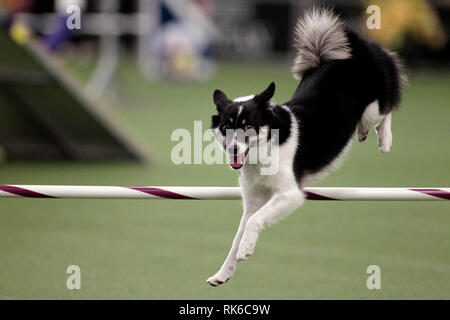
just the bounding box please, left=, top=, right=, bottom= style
left=43, top=15, right=74, bottom=51
left=2, top=15, right=14, bottom=30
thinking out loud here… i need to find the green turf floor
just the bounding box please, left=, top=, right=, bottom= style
left=0, top=60, right=449, bottom=299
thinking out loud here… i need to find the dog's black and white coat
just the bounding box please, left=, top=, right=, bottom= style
left=207, top=8, right=405, bottom=286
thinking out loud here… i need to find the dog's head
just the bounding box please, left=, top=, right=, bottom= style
left=211, top=82, right=275, bottom=170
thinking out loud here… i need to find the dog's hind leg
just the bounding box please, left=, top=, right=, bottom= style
left=206, top=187, right=269, bottom=286
left=357, top=122, right=370, bottom=142
left=358, top=100, right=384, bottom=142
left=236, top=186, right=304, bottom=261
left=376, top=112, right=392, bottom=153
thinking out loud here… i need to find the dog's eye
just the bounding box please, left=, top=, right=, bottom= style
left=221, top=124, right=229, bottom=134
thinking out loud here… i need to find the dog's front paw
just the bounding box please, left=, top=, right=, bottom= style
left=236, top=230, right=258, bottom=261
left=206, top=272, right=231, bottom=287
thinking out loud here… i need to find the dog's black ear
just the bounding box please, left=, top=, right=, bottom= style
left=213, top=89, right=231, bottom=112
left=253, top=82, right=275, bottom=107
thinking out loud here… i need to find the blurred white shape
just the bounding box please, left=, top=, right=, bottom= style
left=55, top=0, right=87, bottom=14
left=142, top=0, right=217, bottom=81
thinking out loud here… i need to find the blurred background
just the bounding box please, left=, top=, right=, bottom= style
left=0, top=0, right=448, bottom=299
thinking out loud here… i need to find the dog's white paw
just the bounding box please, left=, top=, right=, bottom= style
left=379, top=142, right=391, bottom=153
left=376, top=115, right=392, bottom=153
left=236, top=231, right=258, bottom=261
left=378, top=132, right=392, bottom=153
left=206, top=271, right=232, bottom=287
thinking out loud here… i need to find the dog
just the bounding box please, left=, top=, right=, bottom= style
left=207, top=8, right=405, bottom=286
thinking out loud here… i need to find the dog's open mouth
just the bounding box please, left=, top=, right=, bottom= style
left=229, top=149, right=249, bottom=170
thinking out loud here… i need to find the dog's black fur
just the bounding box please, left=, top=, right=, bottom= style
left=284, top=28, right=404, bottom=180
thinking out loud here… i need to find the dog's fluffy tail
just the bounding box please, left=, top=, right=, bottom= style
left=292, top=8, right=351, bottom=79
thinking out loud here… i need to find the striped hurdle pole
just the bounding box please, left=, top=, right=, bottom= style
left=0, top=185, right=449, bottom=200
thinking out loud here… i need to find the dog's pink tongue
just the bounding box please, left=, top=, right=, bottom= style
left=229, top=154, right=244, bottom=169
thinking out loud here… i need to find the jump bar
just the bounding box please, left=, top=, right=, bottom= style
left=0, top=185, right=449, bottom=200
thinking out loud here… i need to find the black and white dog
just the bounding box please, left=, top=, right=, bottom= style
left=207, top=8, right=405, bottom=286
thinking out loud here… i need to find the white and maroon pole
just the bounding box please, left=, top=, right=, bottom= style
left=0, top=185, right=449, bottom=200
